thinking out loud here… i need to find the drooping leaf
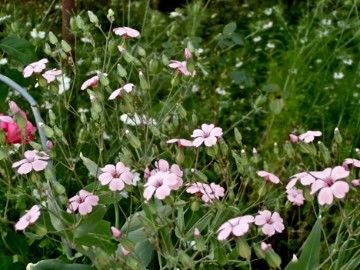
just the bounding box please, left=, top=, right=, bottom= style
left=0, top=36, right=36, bottom=64
left=74, top=206, right=107, bottom=238
left=80, top=152, right=99, bottom=177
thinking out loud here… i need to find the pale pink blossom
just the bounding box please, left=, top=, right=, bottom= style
left=289, top=134, right=299, bottom=143
left=298, top=130, right=322, bottom=143
left=42, top=69, right=62, bottom=83
left=111, top=226, right=122, bottom=239
left=108, top=83, right=135, bottom=100
left=217, top=215, right=254, bottom=240
left=153, top=159, right=183, bottom=189
left=98, top=162, right=134, bottom=191
left=286, top=187, right=305, bottom=206
left=9, top=101, right=21, bottom=114
left=12, top=150, right=49, bottom=174
left=261, top=241, right=272, bottom=252
left=113, top=27, right=140, bottom=38
left=15, top=205, right=40, bottom=231
left=191, top=124, right=223, bottom=147
left=254, top=210, right=284, bottom=236
left=184, top=48, right=192, bottom=59
left=168, top=60, right=191, bottom=76
left=193, top=227, right=201, bottom=237
left=310, top=166, right=350, bottom=205
left=257, top=171, right=280, bottom=184
left=286, top=172, right=316, bottom=190
left=352, top=179, right=360, bottom=187
left=67, top=190, right=99, bottom=215
left=143, top=171, right=179, bottom=200
left=342, top=158, right=360, bottom=170
left=46, top=140, right=54, bottom=150
left=186, top=182, right=225, bottom=203
left=120, top=245, right=131, bottom=256
left=166, top=138, right=193, bottom=147
left=81, top=75, right=99, bottom=90
left=23, top=58, right=48, bottom=78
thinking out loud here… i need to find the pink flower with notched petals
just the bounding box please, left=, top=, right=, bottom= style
left=217, top=215, right=254, bottom=240
left=143, top=171, right=179, bottom=200
left=67, top=190, right=99, bottom=215
left=168, top=60, right=191, bottom=76
left=98, top=162, right=134, bottom=191
left=191, top=124, right=223, bottom=147
left=310, top=166, right=350, bottom=205
left=81, top=75, right=99, bottom=90
left=166, top=138, right=193, bottom=147
left=153, top=159, right=183, bottom=189
left=186, top=182, right=225, bottom=203
left=286, top=187, right=305, bottom=206
left=23, top=58, right=48, bottom=78
left=286, top=172, right=315, bottom=190
left=42, top=69, right=62, bottom=83
left=342, top=158, right=360, bottom=170
left=257, top=171, right=280, bottom=184
left=298, top=130, right=322, bottom=143
left=15, top=205, right=41, bottom=231
left=108, top=83, right=135, bottom=100
left=12, top=150, right=49, bottom=174
left=255, top=210, right=284, bottom=236
left=113, top=27, right=140, bottom=38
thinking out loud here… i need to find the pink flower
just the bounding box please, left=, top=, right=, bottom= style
left=46, top=140, right=54, bottom=150
left=15, top=205, right=41, bottom=231
left=67, top=190, right=99, bottom=215
left=286, top=172, right=315, bottom=190
left=113, top=26, right=140, bottom=38
left=9, top=101, right=21, bottom=114
left=184, top=48, right=192, bottom=59
left=217, top=215, right=254, bottom=240
left=153, top=159, right=183, bottom=189
left=81, top=75, right=99, bottom=90
left=191, top=124, right=223, bottom=147
left=257, top=171, right=280, bottom=184
left=342, top=158, right=360, bottom=170
left=298, top=130, right=322, bottom=143
left=0, top=117, right=36, bottom=144
left=286, top=187, right=305, bottom=206
left=310, top=166, right=350, bottom=205
left=352, top=179, right=360, bottom=187
left=166, top=138, right=193, bottom=147
left=12, top=150, right=49, bottom=174
left=23, top=58, right=48, bottom=78
left=98, top=162, right=134, bottom=191
left=120, top=245, right=131, bottom=256
left=168, top=60, right=191, bottom=76
left=193, top=227, right=201, bottom=237
left=42, top=69, right=62, bottom=83
left=111, top=226, right=122, bottom=239
left=108, top=83, right=135, bottom=100
left=254, top=210, right=285, bottom=236
left=289, top=134, right=299, bottom=143
left=261, top=241, right=272, bottom=252
left=186, top=182, right=225, bottom=203
left=143, top=171, right=179, bottom=200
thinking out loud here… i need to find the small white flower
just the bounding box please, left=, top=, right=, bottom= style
left=78, top=108, right=89, bottom=113
left=319, top=30, right=329, bottom=37
left=0, top=58, right=8, bottom=65
left=321, top=19, right=332, bottom=26
left=343, top=59, right=353, bottom=65
left=262, top=21, right=273, bottom=30
left=81, top=37, right=93, bottom=44
left=264, top=8, right=273, bottom=16
left=333, top=72, right=344, bottom=80
left=192, top=85, right=199, bottom=93
left=266, top=42, right=275, bottom=49
left=57, top=74, right=71, bottom=95
left=235, top=61, right=243, bottom=68
left=169, top=12, right=184, bottom=19
left=253, top=36, right=262, bottom=43
left=215, top=87, right=227, bottom=95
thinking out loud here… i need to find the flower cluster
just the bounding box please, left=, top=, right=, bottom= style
left=23, top=58, right=62, bottom=83
left=186, top=182, right=225, bottom=203
left=67, top=190, right=99, bottom=215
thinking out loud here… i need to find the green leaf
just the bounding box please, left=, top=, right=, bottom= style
left=61, top=40, right=72, bottom=53
left=80, top=153, right=99, bottom=177
left=285, top=218, right=321, bottom=270
left=223, top=22, right=237, bottom=35
left=87, top=11, right=99, bottom=25
left=48, top=31, right=58, bottom=44
left=26, top=260, right=94, bottom=270
left=269, top=98, right=284, bottom=115
left=0, top=36, right=36, bottom=64
left=4, top=232, right=29, bottom=256
left=74, top=206, right=107, bottom=238
left=0, top=149, right=7, bottom=160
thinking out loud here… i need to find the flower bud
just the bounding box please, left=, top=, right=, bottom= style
left=184, top=48, right=192, bottom=59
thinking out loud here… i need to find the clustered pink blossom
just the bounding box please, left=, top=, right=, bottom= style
left=67, top=190, right=99, bottom=215
left=191, top=124, right=223, bottom=147
left=143, top=159, right=183, bottom=200
left=15, top=205, right=41, bottom=231
left=254, top=210, right=285, bottom=236
left=113, top=27, right=140, bottom=38
left=0, top=102, right=36, bottom=144
left=217, top=215, right=254, bottom=240
left=108, top=83, right=135, bottom=100
left=286, top=187, right=304, bottom=206
left=98, top=162, right=134, bottom=191
left=23, top=58, right=48, bottom=77
left=12, top=150, right=49, bottom=174
left=289, top=130, right=322, bottom=143
left=257, top=171, right=280, bottom=184
left=186, top=182, right=225, bottom=203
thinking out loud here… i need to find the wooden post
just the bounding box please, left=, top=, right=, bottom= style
left=61, top=0, right=75, bottom=48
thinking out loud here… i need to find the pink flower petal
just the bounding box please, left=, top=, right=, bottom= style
left=330, top=166, right=349, bottom=181
left=17, top=163, right=33, bottom=174
left=331, top=181, right=349, bottom=199
left=109, top=179, right=125, bottom=191
left=217, top=226, right=232, bottom=240
left=318, top=187, right=333, bottom=205
left=32, top=160, right=48, bottom=171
